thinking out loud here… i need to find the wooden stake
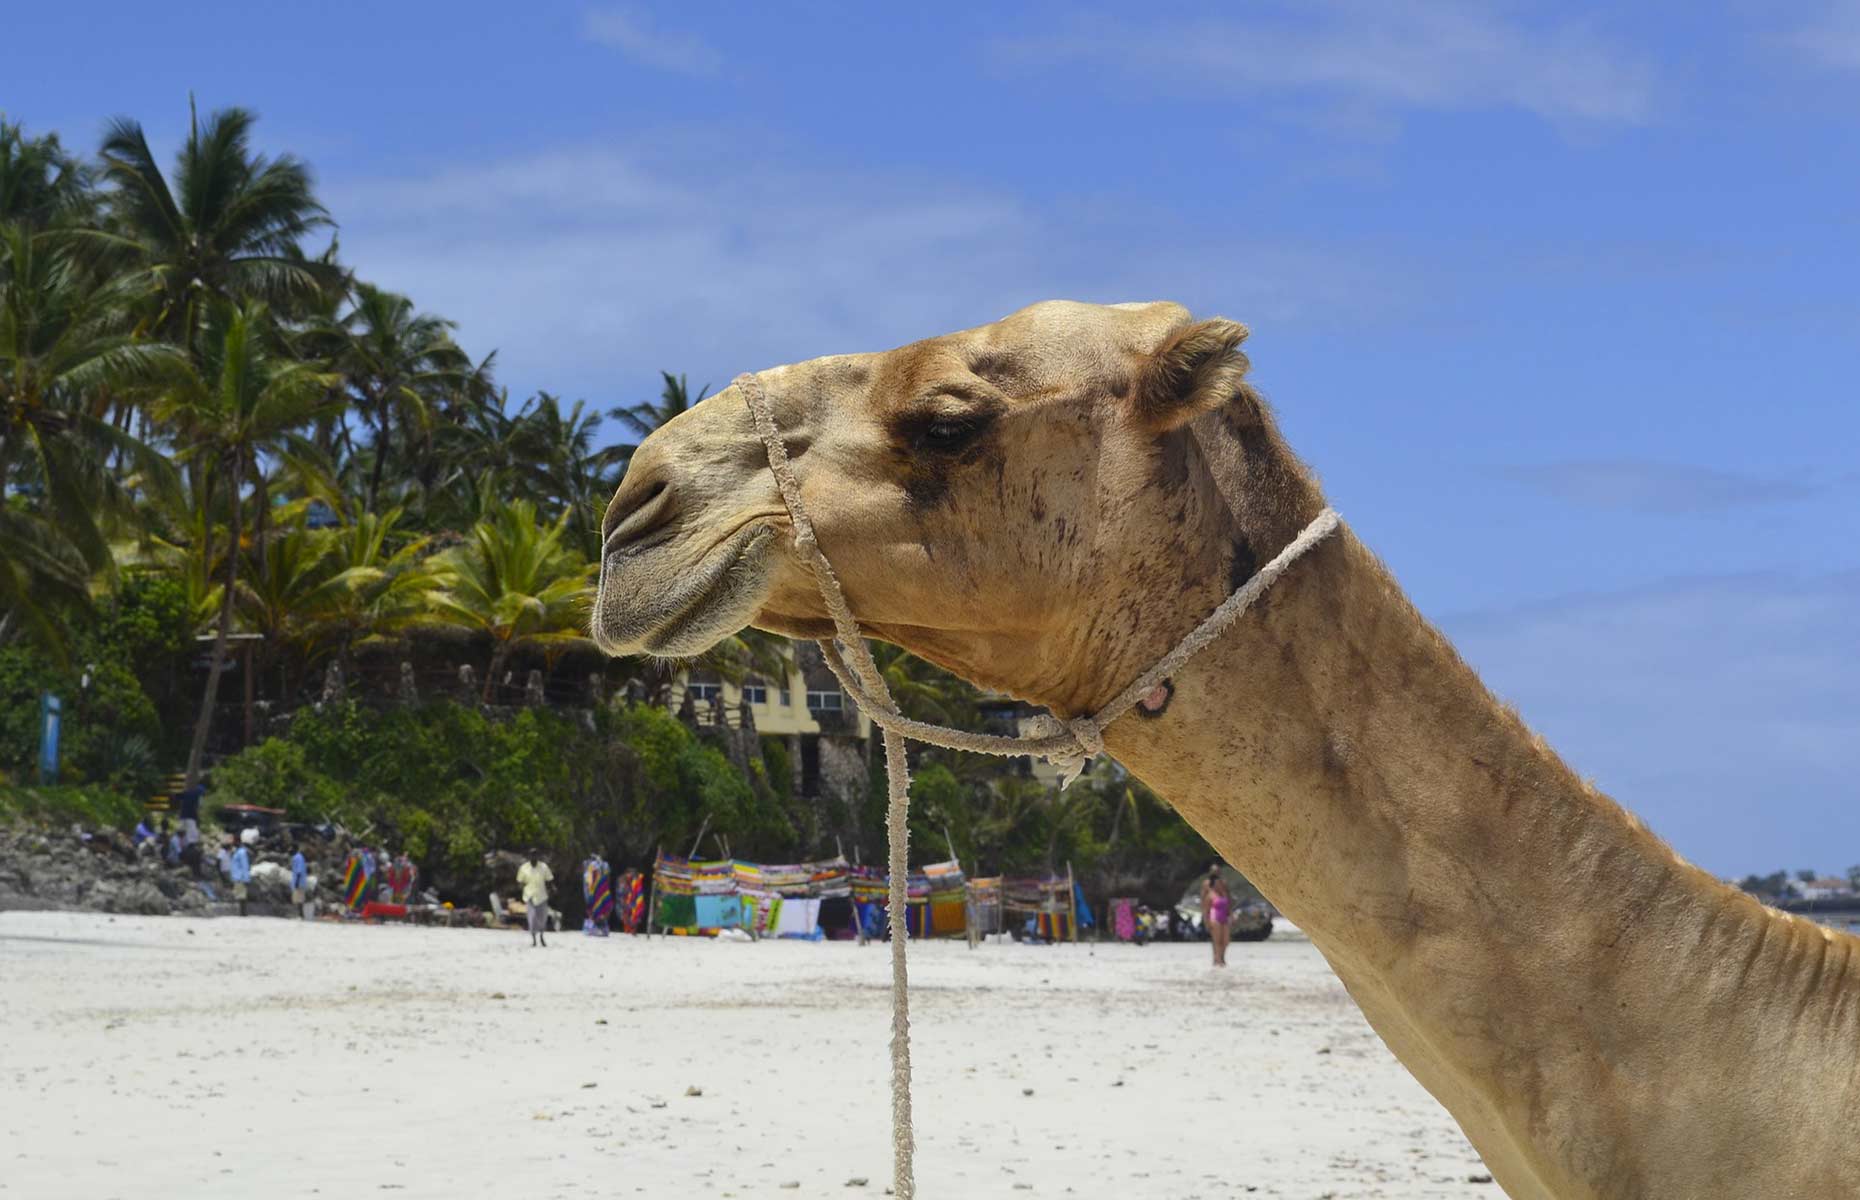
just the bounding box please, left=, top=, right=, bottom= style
left=647, top=843, right=661, bottom=939
left=1066, top=860, right=1079, bottom=943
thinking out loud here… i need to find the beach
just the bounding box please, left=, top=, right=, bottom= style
left=0, top=911, right=1486, bottom=1199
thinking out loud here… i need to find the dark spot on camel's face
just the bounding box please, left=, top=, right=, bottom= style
left=968, top=349, right=1023, bottom=387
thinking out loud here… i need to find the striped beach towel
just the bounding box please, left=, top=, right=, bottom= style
left=342, top=853, right=367, bottom=912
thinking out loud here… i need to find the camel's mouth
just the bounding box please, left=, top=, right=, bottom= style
left=592, top=523, right=777, bottom=658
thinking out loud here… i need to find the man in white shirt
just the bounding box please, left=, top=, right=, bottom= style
left=516, top=850, right=554, bottom=948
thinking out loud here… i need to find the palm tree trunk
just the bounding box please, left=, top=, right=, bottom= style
left=251, top=453, right=270, bottom=578
left=184, top=452, right=243, bottom=788
left=366, top=407, right=391, bottom=513
left=482, top=640, right=508, bottom=705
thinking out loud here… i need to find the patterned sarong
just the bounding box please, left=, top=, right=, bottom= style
left=583, top=862, right=613, bottom=936
left=619, top=872, right=645, bottom=933
left=1112, top=898, right=1137, bottom=941
left=342, top=854, right=367, bottom=912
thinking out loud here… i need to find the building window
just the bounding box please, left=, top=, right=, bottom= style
left=743, top=684, right=768, bottom=704
left=778, top=687, right=792, bottom=707
left=689, top=683, right=722, bottom=703
left=806, top=689, right=843, bottom=712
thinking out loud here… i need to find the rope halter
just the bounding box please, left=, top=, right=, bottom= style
left=733, top=370, right=1342, bottom=1198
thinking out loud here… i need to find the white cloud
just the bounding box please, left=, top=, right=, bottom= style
left=1502, top=460, right=1823, bottom=514
left=1445, top=572, right=1860, bottom=876
left=988, top=1, right=1657, bottom=126
left=324, top=138, right=1405, bottom=405
left=1775, top=1, right=1860, bottom=72
left=581, top=7, right=722, bottom=76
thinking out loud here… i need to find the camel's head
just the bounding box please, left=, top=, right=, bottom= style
left=594, top=300, right=1310, bottom=709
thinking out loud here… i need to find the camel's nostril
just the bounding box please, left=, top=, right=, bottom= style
left=603, top=477, right=676, bottom=554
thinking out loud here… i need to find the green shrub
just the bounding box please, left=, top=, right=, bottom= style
left=0, top=783, right=144, bottom=829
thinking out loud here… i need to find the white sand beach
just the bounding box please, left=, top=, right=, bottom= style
left=0, top=912, right=1488, bottom=1199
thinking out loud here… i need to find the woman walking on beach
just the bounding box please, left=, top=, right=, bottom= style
left=1201, top=869, right=1232, bottom=968
left=518, top=849, right=554, bottom=948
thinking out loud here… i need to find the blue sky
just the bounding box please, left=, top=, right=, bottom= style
left=13, top=1, right=1858, bottom=876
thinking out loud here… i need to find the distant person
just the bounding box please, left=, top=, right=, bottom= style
left=216, top=839, right=234, bottom=882
left=517, top=849, right=554, bottom=948
left=1200, top=869, right=1232, bottom=968
left=176, top=785, right=203, bottom=847
left=389, top=852, right=416, bottom=905
left=290, top=845, right=309, bottom=918
left=165, top=829, right=182, bottom=865
left=133, top=818, right=154, bottom=846
left=230, top=840, right=252, bottom=917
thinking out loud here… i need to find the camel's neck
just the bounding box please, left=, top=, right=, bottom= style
left=1098, top=527, right=1696, bottom=955
left=1093, top=525, right=1860, bottom=1195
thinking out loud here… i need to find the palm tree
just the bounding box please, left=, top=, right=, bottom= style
left=233, top=513, right=337, bottom=701
left=154, top=301, right=335, bottom=786
left=1, top=222, right=181, bottom=568
left=111, top=478, right=225, bottom=643
left=424, top=498, right=595, bottom=703
left=507, top=391, right=628, bottom=555
left=701, top=628, right=795, bottom=690
left=0, top=120, right=95, bottom=230
left=306, top=507, right=442, bottom=670
left=607, top=370, right=708, bottom=444
left=0, top=505, right=90, bottom=656
left=868, top=641, right=981, bottom=725
left=319, top=281, right=470, bottom=511
left=80, top=103, right=337, bottom=350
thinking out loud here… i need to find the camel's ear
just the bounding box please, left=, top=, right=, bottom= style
left=1129, top=318, right=1252, bottom=432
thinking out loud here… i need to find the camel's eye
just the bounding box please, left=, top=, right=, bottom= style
left=900, top=410, right=991, bottom=455
left=925, top=420, right=972, bottom=446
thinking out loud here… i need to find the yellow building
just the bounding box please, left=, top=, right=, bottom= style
left=666, top=664, right=870, bottom=738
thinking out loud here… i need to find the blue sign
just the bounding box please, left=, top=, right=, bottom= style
left=38, top=693, right=61, bottom=784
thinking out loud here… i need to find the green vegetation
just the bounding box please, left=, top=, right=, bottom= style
left=0, top=104, right=1221, bottom=908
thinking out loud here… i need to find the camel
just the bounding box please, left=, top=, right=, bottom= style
left=592, top=300, right=1860, bottom=1198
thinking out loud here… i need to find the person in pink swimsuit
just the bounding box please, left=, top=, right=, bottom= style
left=1201, top=868, right=1233, bottom=967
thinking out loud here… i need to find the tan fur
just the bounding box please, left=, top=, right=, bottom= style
left=594, top=300, right=1860, bottom=1198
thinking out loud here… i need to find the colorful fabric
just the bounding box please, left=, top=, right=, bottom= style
left=1112, top=898, right=1137, bottom=942
left=619, top=872, right=646, bottom=933
left=584, top=861, right=613, bottom=935
left=742, top=892, right=782, bottom=936
left=657, top=892, right=697, bottom=931
left=386, top=859, right=416, bottom=904
left=342, top=854, right=367, bottom=912
left=584, top=863, right=613, bottom=919
left=693, top=893, right=743, bottom=930
left=1037, top=910, right=1074, bottom=941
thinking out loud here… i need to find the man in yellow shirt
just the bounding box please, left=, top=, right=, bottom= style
left=516, top=849, right=554, bottom=948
